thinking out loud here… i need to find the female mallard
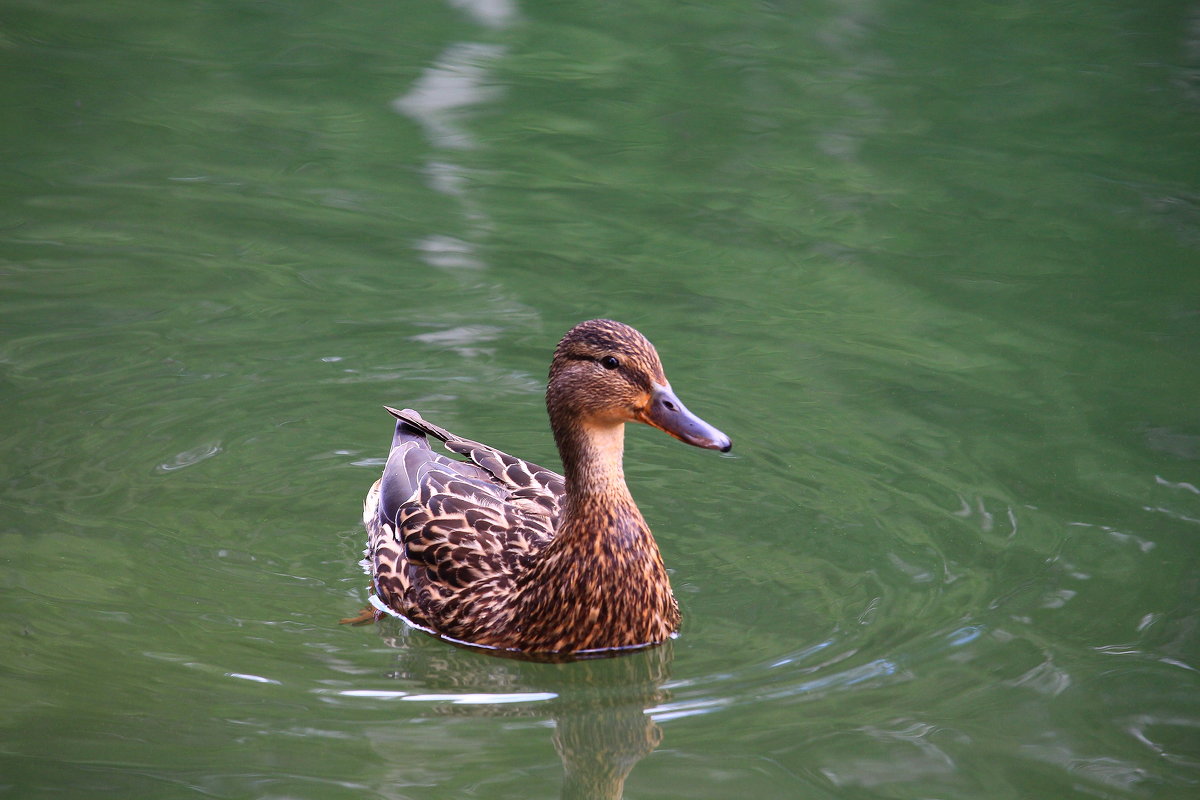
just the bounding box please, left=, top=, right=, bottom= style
left=360, top=319, right=731, bottom=655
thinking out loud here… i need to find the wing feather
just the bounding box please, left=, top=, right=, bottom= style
left=365, top=408, right=565, bottom=637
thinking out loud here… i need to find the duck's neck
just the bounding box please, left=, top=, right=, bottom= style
left=512, top=414, right=679, bottom=652
left=553, top=419, right=642, bottom=533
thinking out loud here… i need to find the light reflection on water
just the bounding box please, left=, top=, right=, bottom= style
left=335, top=689, right=559, bottom=704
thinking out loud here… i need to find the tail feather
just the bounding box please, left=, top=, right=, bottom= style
left=389, top=412, right=430, bottom=451
left=385, top=407, right=455, bottom=444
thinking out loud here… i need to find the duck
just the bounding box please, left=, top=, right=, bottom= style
left=358, top=319, right=731, bottom=656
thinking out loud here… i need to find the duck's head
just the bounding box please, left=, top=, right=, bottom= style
left=547, top=319, right=731, bottom=453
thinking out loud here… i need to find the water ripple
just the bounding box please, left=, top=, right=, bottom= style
left=155, top=441, right=222, bottom=473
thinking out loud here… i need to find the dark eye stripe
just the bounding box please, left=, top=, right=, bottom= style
left=565, top=354, right=622, bottom=368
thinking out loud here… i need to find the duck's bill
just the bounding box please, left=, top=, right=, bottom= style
left=638, top=384, right=732, bottom=453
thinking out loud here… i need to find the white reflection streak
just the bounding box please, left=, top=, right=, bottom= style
left=156, top=441, right=222, bottom=472
left=415, top=234, right=485, bottom=269
left=649, top=658, right=902, bottom=723
left=976, top=497, right=994, bottom=532
left=392, top=42, right=505, bottom=151
left=448, top=0, right=517, bottom=29
left=1017, top=742, right=1151, bottom=792
left=393, top=1, right=515, bottom=277
left=1066, top=520, right=1156, bottom=552
left=1155, top=475, right=1200, bottom=494
left=227, top=672, right=282, bottom=685
left=1006, top=657, right=1072, bottom=696
left=647, top=695, right=735, bottom=723
left=1141, top=504, right=1200, bottom=525
left=337, top=689, right=556, bottom=704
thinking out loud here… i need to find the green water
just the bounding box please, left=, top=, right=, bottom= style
left=3, top=0, right=1198, bottom=797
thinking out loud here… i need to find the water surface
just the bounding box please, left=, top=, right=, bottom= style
left=2, top=1, right=1198, bottom=797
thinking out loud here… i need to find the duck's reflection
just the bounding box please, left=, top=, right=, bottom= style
left=547, top=648, right=669, bottom=800
left=378, top=626, right=672, bottom=800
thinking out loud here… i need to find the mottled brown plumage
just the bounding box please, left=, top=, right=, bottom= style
left=361, top=319, right=731, bottom=656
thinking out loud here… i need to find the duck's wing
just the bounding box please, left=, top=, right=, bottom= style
left=375, top=412, right=497, bottom=529
left=366, top=408, right=565, bottom=633
left=382, top=407, right=565, bottom=518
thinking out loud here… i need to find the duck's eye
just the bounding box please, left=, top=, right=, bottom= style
left=600, top=355, right=620, bottom=370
